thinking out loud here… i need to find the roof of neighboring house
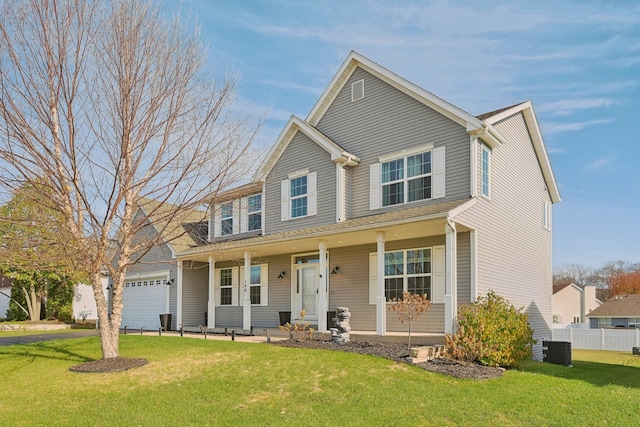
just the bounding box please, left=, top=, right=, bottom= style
left=586, top=294, right=640, bottom=318
left=138, top=198, right=207, bottom=254
left=553, top=282, right=578, bottom=294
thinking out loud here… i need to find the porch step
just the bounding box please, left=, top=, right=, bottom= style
left=407, top=345, right=446, bottom=364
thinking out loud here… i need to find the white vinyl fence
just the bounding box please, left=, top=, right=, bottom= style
left=552, top=326, right=640, bottom=351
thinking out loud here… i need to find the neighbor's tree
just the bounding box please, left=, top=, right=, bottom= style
left=0, top=1, right=256, bottom=359
left=610, top=271, right=640, bottom=296
left=553, top=263, right=599, bottom=288
left=0, top=182, right=83, bottom=321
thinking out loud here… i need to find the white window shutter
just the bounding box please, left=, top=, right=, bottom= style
left=214, top=268, right=221, bottom=307
left=213, top=205, right=221, bottom=238
left=432, top=245, right=445, bottom=303
left=369, top=253, right=378, bottom=305
left=433, top=147, right=446, bottom=199
left=369, top=163, right=380, bottom=210
left=281, top=179, right=290, bottom=221
left=261, top=264, right=269, bottom=306
left=232, top=199, right=240, bottom=234
left=231, top=266, right=239, bottom=306
left=240, top=197, right=248, bottom=233
left=307, top=172, right=317, bottom=216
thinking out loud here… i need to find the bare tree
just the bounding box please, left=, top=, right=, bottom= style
left=0, top=1, right=257, bottom=359
left=553, top=263, right=599, bottom=288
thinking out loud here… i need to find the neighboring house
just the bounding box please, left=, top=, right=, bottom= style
left=72, top=276, right=109, bottom=323
left=167, top=51, right=560, bottom=355
left=552, top=282, right=601, bottom=324
left=0, top=276, right=13, bottom=319
left=587, top=294, right=640, bottom=329
left=115, top=198, right=207, bottom=330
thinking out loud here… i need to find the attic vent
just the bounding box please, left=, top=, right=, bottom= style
left=351, top=79, right=364, bottom=102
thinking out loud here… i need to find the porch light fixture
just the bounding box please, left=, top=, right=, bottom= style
left=331, top=266, right=340, bottom=275
left=277, top=271, right=287, bottom=279
left=166, top=278, right=174, bottom=286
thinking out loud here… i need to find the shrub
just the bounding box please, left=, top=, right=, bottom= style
left=445, top=290, right=536, bottom=368
left=279, top=310, right=315, bottom=341
left=389, top=291, right=432, bottom=349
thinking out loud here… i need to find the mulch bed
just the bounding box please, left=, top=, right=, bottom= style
left=272, top=338, right=504, bottom=379
left=69, top=357, right=148, bottom=373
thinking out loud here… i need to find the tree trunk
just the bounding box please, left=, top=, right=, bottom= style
left=92, top=271, right=120, bottom=359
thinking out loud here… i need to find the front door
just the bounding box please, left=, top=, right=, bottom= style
left=294, top=264, right=318, bottom=321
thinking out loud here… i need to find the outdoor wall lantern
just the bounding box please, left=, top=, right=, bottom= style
left=331, top=265, right=340, bottom=275
left=277, top=271, right=287, bottom=279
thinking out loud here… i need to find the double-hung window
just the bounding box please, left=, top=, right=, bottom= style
left=383, top=248, right=432, bottom=301
left=239, top=264, right=268, bottom=306
left=247, top=194, right=262, bottom=231
left=219, top=268, right=233, bottom=305
left=220, top=202, right=233, bottom=236
left=371, top=145, right=445, bottom=210
left=281, top=170, right=317, bottom=221
left=481, top=145, right=491, bottom=198
left=290, top=175, right=308, bottom=218
left=381, top=151, right=431, bottom=206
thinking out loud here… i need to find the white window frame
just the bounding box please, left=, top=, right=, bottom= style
left=370, top=144, right=445, bottom=210
left=369, top=246, right=445, bottom=304
left=240, top=264, right=269, bottom=306
left=481, top=145, right=491, bottom=198
left=247, top=194, right=262, bottom=232
left=281, top=169, right=317, bottom=221
left=215, top=267, right=239, bottom=307
left=220, top=202, right=233, bottom=236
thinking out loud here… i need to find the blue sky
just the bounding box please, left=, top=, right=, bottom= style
left=177, top=0, right=640, bottom=269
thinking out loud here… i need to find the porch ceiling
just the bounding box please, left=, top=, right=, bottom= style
left=179, top=199, right=473, bottom=262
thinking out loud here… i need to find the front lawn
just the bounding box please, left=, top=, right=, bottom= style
left=0, top=336, right=639, bottom=426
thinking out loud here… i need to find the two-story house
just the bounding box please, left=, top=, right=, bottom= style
left=168, top=51, right=560, bottom=352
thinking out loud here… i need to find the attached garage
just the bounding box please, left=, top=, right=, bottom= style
left=120, top=272, right=170, bottom=330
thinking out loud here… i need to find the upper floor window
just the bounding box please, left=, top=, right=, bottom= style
left=221, top=202, right=233, bottom=236
left=247, top=194, right=262, bottom=231
left=281, top=170, right=317, bottom=221
left=382, top=151, right=431, bottom=206
left=370, top=145, right=445, bottom=210
left=481, top=145, right=490, bottom=198
left=290, top=175, right=308, bottom=218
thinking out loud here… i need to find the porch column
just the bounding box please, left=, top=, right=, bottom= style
left=445, top=221, right=458, bottom=334
left=177, top=260, right=183, bottom=329
left=243, top=251, right=252, bottom=331
left=207, top=256, right=216, bottom=329
left=376, top=231, right=386, bottom=335
left=318, top=239, right=328, bottom=333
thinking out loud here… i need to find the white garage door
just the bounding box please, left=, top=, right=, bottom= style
left=121, top=277, right=169, bottom=330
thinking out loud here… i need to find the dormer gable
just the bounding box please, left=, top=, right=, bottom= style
left=254, top=115, right=359, bottom=182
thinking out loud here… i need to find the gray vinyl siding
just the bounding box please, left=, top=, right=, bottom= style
left=181, top=261, right=208, bottom=327
left=316, top=68, right=471, bottom=218
left=326, top=235, right=472, bottom=333
left=455, top=112, right=553, bottom=359
left=265, top=130, right=337, bottom=234
left=456, top=231, right=471, bottom=305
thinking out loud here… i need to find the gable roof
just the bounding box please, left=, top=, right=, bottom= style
left=137, top=198, right=207, bottom=255
left=479, top=101, right=561, bottom=204
left=254, top=115, right=359, bottom=181
left=553, top=282, right=579, bottom=295
left=586, top=294, right=640, bottom=318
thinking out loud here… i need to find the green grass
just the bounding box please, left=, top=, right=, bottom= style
left=1, top=336, right=639, bottom=426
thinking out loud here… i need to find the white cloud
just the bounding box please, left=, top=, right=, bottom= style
left=537, top=98, right=617, bottom=115
left=587, top=154, right=616, bottom=170
left=544, top=119, right=612, bottom=134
